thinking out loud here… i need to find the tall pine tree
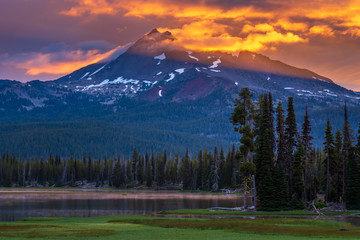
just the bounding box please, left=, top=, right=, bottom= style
left=285, top=97, right=297, bottom=198
left=301, top=105, right=314, bottom=201
left=342, top=104, right=353, bottom=202
left=323, top=119, right=337, bottom=202
left=345, top=147, right=360, bottom=209
left=230, top=88, right=256, bottom=206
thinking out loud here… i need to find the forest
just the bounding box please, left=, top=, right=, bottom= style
left=1, top=88, right=360, bottom=210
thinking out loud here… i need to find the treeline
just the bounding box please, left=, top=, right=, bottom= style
left=0, top=146, right=240, bottom=192
left=229, top=88, right=360, bottom=210
left=1, top=88, right=360, bottom=211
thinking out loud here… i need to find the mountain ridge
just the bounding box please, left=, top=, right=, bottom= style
left=0, top=29, right=359, bottom=157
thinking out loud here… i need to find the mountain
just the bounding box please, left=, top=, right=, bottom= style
left=54, top=28, right=358, bottom=103
left=0, top=29, right=359, bottom=158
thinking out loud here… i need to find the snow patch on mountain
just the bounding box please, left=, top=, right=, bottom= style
left=159, top=90, right=163, bottom=97
left=345, top=95, right=360, bottom=99
left=83, top=79, right=110, bottom=91
left=209, top=59, right=221, bottom=68
left=326, top=92, right=338, bottom=97
left=165, top=73, right=175, bottom=82
left=301, top=90, right=313, bottom=94
left=82, top=76, right=142, bottom=91
left=154, top=53, right=166, bottom=60
left=143, top=80, right=152, bottom=85
left=154, top=53, right=166, bottom=65
left=186, top=51, right=199, bottom=61
left=80, top=72, right=90, bottom=80
left=90, top=64, right=106, bottom=76
left=312, top=76, right=327, bottom=82
left=175, top=68, right=185, bottom=74
left=100, top=98, right=116, bottom=105
left=189, top=55, right=199, bottom=61
left=112, top=77, right=139, bottom=85
left=284, top=87, right=294, bottom=90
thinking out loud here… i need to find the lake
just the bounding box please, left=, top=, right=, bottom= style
left=0, top=190, right=244, bottom=221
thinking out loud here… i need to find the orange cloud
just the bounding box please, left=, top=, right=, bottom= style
left=275, top=19, right=308, bottom=32
left=60, top=0, right=116, bottom=16
left=3, top=47, right=121, bottom=76
left=309, top=25, right=334, bottom=36
left=159, top=21, right=306, bottom=52
left=61, top=0, right=271, bottom=19
left=59, top=0, right=360, bottom=52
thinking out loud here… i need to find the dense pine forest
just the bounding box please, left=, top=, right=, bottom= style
left=1, top=88, right=360, bottom=210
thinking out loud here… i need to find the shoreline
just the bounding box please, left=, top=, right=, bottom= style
left=0, top=188, right=244, bottom=200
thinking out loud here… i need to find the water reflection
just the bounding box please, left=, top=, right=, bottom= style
left=0, top=191, right=243, bottom=221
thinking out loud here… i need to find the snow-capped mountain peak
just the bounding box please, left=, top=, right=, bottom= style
left=32, top=29, right=360, bottom=104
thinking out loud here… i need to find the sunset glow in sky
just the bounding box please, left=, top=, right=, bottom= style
left=1, top=0, right=360, bottom=90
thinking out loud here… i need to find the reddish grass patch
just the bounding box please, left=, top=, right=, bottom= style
left=110, top=218, right=360, bottom=238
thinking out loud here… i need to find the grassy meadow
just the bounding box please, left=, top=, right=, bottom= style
left=0, top=214, right=359, bottom=240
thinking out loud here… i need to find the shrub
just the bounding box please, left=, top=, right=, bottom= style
left=315, top=201, right=326, bottom=209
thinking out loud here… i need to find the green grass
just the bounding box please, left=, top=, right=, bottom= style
left=0, top=215, right=359, bottom=239
left=159, top=208, right=359, bottom=216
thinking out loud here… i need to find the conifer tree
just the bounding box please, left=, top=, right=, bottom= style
left=171, top=153, right=179, bottom=184
left=292, top=142, right=305, bottom=208
left=87, top=153, right=92, bottom=181
left=224, top=145, right=235, bottom=188
left=301, top=105, right=314, bottom=201
left=219, top=147, right=225, bottom=189
left=255, top=94, right=275, bottom=210
left=132, top=148, right=139, bottom=183
left=268, top=93, right=275, bottom=158
left=285, top=97, right=297, bottom=197
left=255, top=94, right=272, bottom=187
left=276, top=101, right=286, bottom=169
left=230, top=88, right=256, bottom=205
left=111, top=160, right=122, bottom=188
left=145, top=154, right=152, bottom=187
left=197, top=150, right=204, bottom=189
left=323, top=119, right=336, bottom=202
left=342, top=104, right=353, bottom=201
left=345, top=147, right=360, bottom=209
left=356, top=123, right=360, bottom=154
left=126, top=160, right=132, bottom=183
left=156, top=152, right=165, bottom=186
left=202, top=149, right=210, bottom=190
left=181, top=149, right=191, bottom=190
left=211, top=147, right=219, bottom=191
left=151, top=151, right=155, bottom=180
left=137, top=155, right=144, bottom=184
left=273, top=102, right=291, bottom=208
left=334, top=130, right=343, bottom=202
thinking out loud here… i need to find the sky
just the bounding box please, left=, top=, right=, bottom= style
left=1, top=0, right=360, bottom=90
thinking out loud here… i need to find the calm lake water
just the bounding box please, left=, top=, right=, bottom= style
left=0, top=190, right=244, bottom=221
